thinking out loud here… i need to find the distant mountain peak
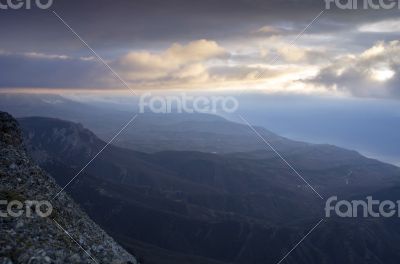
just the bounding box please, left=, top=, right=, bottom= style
left=19, top=117, right=103, bottom=163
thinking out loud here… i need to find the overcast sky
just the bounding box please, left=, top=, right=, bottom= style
left=0, top=0, right=399, bottom=99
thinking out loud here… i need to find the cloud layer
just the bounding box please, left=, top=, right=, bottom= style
left=0, top=51, right=110, bottom=88
left=0, top=0, right=399, bottom=99
left=115, top=40, right=227, bottom=82
left=309, top=41, right=400, bottom=98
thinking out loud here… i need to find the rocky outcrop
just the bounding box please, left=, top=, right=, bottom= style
left=0, top=112, right=138, bottom=264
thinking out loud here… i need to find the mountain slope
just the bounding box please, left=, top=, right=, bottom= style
left=17, top=116, right=400, bottom=264
left=0, top=112, right=137, bottom=264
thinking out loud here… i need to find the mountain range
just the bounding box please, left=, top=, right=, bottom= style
left=16, top=114, right=400, bottom=264
left=2, top=92, right=399, bottom=167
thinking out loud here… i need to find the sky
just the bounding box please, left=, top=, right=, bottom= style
left=1, top=1, right=400, bottom=165
left=0, top=0, right=399, bottom=99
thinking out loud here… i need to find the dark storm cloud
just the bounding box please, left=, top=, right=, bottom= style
left=0, top=0, right=397, bottom=54
left=0, top=0, right=398, bottom=92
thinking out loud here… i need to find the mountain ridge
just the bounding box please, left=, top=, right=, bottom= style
left=0, top=111, right=138, bottom=264
left=16, top=115, right=400, bottom=264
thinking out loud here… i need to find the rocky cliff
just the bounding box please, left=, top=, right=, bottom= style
left=0, top=111, right=138, bottom=264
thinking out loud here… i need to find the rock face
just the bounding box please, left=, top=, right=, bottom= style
left=0, top=112, right=138, bottom=264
